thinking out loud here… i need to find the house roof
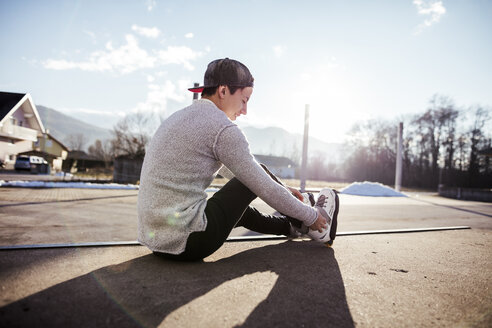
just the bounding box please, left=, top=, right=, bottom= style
left=0, top=92, right=25, bottom=121
left=0, top=91, right=45, bottom=133
left=46, top=133, right=69, bottom=151
left=253, top=154, right=297, bottom=167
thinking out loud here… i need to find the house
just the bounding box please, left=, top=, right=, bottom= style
left=0, top=92, right=45, bottom=168
left=62, top=150, right=108, bottom=173
left=19, top=133, right=69, bottom=172
left=253, top=154, right=297, bottom=178
left=113, top=155, right=143, bottom=184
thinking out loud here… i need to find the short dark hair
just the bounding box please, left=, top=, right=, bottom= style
left=192, top=58, right=254, bottom=96
left=201, top=85, right=242, bottom=97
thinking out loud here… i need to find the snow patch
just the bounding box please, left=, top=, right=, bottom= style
left=340, top=181, right=407, bottom=197
left=0, top=180, right=220, bottom=192
left=0, top=180, right=139, bottom=189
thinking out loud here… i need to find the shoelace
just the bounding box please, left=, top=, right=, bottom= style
left=315, top=194, right=328, bottom=208
left=315, top=194, right=332, bottom=225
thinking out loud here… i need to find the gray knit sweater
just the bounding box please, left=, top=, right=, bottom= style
left=137, top=99, right=317, bottom=254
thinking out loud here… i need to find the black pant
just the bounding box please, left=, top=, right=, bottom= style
left=154, top=177, right=291, bottom=261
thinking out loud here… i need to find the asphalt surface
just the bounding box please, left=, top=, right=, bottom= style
left=1, top=187, right=491, bottom=245
left=0, top=186, right=491, bottom=327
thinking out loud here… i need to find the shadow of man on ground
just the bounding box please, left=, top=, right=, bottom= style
left=0, top=241, right=354, bottom=327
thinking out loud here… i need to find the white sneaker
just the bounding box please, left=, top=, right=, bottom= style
left=307, top=188, right=339, bottom=246
left=301, top=192, right=315, bottom=206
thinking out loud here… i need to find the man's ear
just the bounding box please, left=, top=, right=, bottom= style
left=217, top=85, right=228, bottom=99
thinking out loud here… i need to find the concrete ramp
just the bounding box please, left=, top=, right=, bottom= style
left=1, top=230, right=491, bottom=327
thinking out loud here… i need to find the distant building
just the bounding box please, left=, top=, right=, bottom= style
left=0, top=92, right=45, bottom=168
left=62, top=150, right=107, bottom=173
left=20, top=133, right=69, bottom=172
left=253, top=154, right=297, bottom=178
left=113, top=155, right=143, bottom=184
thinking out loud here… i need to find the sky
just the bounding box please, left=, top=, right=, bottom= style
left=1, top=0, right=491, bottom=143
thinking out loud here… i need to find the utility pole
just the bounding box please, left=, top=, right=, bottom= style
left=192, top=82, right=199, bottom=102
left=395, top=122, right=403, bottom=192
left=300, top=104, right=310, bottom=192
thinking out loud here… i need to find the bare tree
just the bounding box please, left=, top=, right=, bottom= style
left=468, top=106, right=491, bottom=180
left=412, top=94, right=456, bottom=185
left=441, top=107, right=459, bottom=171
left=483, top=138, right=492, bottom=176
left=111, top=112, right=159, bottom=159
left=342, top=96, right=491, bottom=189
left=88, top=139, right=113, bottom=168
left=456, top=134, right=468, bottom=172
left=412, top=115, right=430, bottom=175
left=65, top=133, right=87, bottom=151
left=343, top=119, right=398, bottom=185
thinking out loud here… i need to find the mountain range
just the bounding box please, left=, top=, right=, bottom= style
left=240, top=125, right=343, bottom=163
left=36, top=105, right=342, bottom=163
left=37, top=105, right=111, bottom=150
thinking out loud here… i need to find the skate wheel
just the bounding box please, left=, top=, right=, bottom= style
left=325, top=240, right=333, bottom=247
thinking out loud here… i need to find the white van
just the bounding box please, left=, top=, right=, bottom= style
left=14, top=156, right=49, bottom=173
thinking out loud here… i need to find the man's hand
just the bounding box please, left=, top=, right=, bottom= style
left=287, top=186, right=304, bottom=202
left=309, top=208, right=328, bottom=233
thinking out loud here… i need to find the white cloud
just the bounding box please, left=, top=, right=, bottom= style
left=156, top=46, right=204, bottom=71
left=146, top=0, right=156, bottom=11
left=133, top=79, right=190, bottom=116
left=44, top=34, right=155, bottom=74
left=413, top=0, right=446, bottom=34
left=131, top=24, right=161, bottom=38
left=185, top=32, right=194, bottom=39
left=57, top=79, right=192, bottom=129
left=273, top=45, right=286, bottom=57
left=43, top=33, right=205, bottom=74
